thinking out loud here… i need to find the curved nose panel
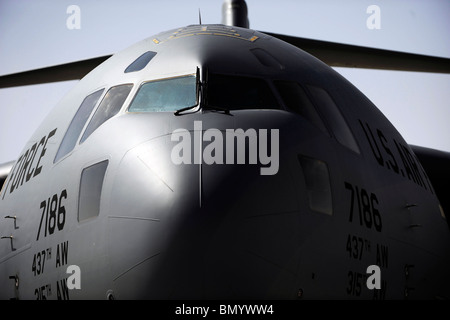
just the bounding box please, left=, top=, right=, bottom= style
left=107, top=118, right=302, bottom=299
left=107, top=134, right=198, bottom=298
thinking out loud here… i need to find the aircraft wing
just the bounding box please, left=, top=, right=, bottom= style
left=0, top=55, right=111, bottom=89
left=264, top=32, right=450, bottom=73
left=0, top=161, right=14, bottom=191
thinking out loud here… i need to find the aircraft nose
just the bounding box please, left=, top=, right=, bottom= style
left=106, top=134, right=203, bottom=298
left=106, top=119, right=300, bottom=299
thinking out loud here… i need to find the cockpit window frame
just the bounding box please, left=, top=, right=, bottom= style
left=305, top=84, right=361, bottom=154
left=127, top=73, right=198, bottom=113
left=54, top=88, right=105, bottom=164
left=80, top=83, right=134, bottom=144
left=273, top=80, right=330, bottom=135
left=206, top=73, right=281, bottom=111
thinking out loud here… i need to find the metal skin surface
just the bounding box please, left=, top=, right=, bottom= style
left=1, top=25, right=449, bottom=300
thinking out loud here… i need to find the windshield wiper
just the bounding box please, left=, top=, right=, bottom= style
left=174, top=105, right=199, bottom=116
left=174, top=67, right=232, bottom=116
left=174, top=67, right=201, bottom=116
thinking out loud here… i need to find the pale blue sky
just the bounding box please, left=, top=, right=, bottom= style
left=0, top=0, right=449, bottom=164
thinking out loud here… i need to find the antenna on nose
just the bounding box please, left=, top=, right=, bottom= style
left=222, top=0, right=249, bottom=28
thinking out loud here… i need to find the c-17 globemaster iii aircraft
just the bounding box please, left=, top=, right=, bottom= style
left=1, top=0, right=450, bottom=300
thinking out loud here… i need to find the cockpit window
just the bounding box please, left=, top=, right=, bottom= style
left=128, top=75, right=197, bottom=112
left=307, top=85, right=360, bottom=154
left=80, top=84, right=133, bottom=143
left=124, top=51, right=157, bottom=73
left=54, top=89, right=104, bottom=163
left=207, top=74, right=279, bottom=110
left=274, top=80, right=329, bottom=135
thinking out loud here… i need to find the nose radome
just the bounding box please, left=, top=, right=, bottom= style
left=106, top=116, right=303, bottom=298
